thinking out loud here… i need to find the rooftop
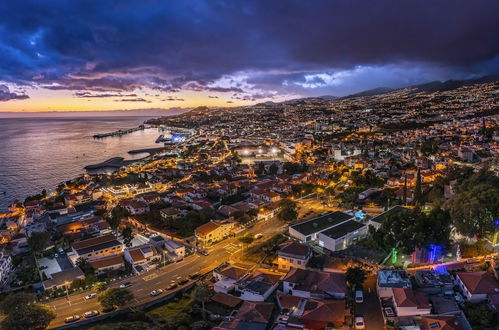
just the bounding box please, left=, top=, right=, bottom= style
left=319, top=219, right=365, bottom=239
left=290, top=211, right=353, bottom=236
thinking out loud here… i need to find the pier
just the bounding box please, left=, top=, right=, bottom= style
left=92, top=124, right=146, bottom=139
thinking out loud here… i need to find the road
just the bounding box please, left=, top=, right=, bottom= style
left=47, top=217, right=287, bottom=328
left=354, top=275, right=384, bottom=330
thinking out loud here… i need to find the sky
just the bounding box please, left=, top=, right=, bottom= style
left=1, top=0, right=499, bottom=112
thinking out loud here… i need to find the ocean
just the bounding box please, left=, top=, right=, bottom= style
left=0, top=115, right=165, bottom=211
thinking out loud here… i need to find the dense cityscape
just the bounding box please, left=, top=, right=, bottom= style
left=1, top=1, right=499, bottom=330
left=0, top=77, right=497, bottom=329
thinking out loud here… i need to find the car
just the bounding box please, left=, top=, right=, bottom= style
left=166, top=281, right=178, bottom=290
left=85, top=292, right=97, bottom=300
left=83, top=310, right=99, bottom=318
left=64, top=315, right=81, bottom=323
left=355, top=290, right=364, bottom=303
left=54, top=253, right=59, bottom=258
left=384, top=307, right=395, bottom=317
left=177, top=278, right=189, bottom=285
left=254, top=233, right=263, bottom=239
left=354, top=315, right=365, bottom=329
left=189, top=272, right=200, bottom=279
left=150, top=289, right=164, bottom=296
left=58, top=247, right=65, bottom=254
left=454, top=294, right=465, bottom=304
left=119, top=281, right=132, bottom=288
left=101, top=306, right=117, bottom=313
left=198, top=249, right=209, bottom=256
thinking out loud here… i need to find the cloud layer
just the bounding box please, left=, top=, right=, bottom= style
left=0, top=0, right=498, bottom=101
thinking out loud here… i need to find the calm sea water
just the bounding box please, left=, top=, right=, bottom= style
left=0, top=116, right=164, bottom=210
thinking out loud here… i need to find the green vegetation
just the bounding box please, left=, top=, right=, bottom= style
left=444, top=170, right=499, bottom=238
left=97, top=288, right=134, bottom=308
left=283, top=162, right=308, bottom=174
left=278, top=198, right=297, bottom=222
left=459, top=240, right=493, bottom=258
left=345, top=266, right=367, bottom=288
left=192, top=284, right=212, bottom=321
left=242, top=234, right=288, bottom=263
left=146, top=296, right=194, bottom=328
left=0, top=292, right=55, bottom=330
left=365, top=208, right=451, bottom=254
left=108, top=205, right=129, bottom=230
left=28, top=231, right=51, bottom=256
left=463, top=302, right=498, bottom=330
left=120, top=226, right=135, bottom=247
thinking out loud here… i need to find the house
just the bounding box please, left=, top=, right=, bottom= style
left=195, top=220, right=237, bottom=246
left=392, top=287, right=431, bottom=316
left=282, top=268, right=347, bottom=299
left=420, top=315, right=466, bottom=330
left=214, top=264, right=249, bottom=293
left=377, top=269, right=412, bottom=298
left=237, top=269, right=284, bottom=302
left=160, top=207, right=182, bottom=219
left=276, top=241, right=312, bottom=271
left=213, top=301, right=274, bottom=330
left=289, top=211, right=354, bottom=243
left=455, top=271, right=499, bottom=302
left=0, top=252, right=13, bottom=286
left=164, top=239, right=185, bottom=261
left=124, top=244, right=161, bottom=273
left=88, top=254, right=125, bottom=275
left=42, top=267, right=85, bottom=290
left=276, top=293, right=347, bottom=329
left=211, top=292, right=242, bottom=310
left=316, top=219, right=367, bottom=252
left=119, top=199, right=150, bottom=215
left=71, top=234, right=123, bottom=260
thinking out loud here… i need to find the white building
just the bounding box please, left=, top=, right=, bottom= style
left=289, top=211, right=354, bottom=243
left=317, top=220, right=367, bottom=252
left=455, top=271, right=499, bottom=302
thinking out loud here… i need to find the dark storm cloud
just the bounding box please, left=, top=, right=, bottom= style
left=0, top=85, right=29, bottom=101
left=0, top=0, right=498, bottom=97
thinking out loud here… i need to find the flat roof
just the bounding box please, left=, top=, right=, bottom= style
left=290, top=211, right=352, bottom=236
left=75, top=240, right=122, bottom=255
left=319, top=220, right=365, bottom=239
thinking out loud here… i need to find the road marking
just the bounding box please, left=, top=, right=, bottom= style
left=142, top=273, right=158, bottom=281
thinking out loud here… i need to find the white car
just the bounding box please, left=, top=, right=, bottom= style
left=254, top=233, right=263, bottom=239
left=83, top=310, right=99, bottom=318
left=150, top=289, right=164, bottom=296
left=85, top=293, right=97, bottom=300
left=354, top=316, right=365, bottom=329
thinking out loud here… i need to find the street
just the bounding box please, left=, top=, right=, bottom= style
left=47, top=216, right=287, bottom=328
left=354, top=275, right=384, bottom=330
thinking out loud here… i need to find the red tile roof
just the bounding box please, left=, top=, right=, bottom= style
left=421, top=315, right=464, bottom=330
left=393, top=288, right=430, bottom=309
left=456, top=271, right=499, bottom=295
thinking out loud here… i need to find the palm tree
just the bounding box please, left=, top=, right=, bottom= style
left=192, top=284, right=212, bottom=320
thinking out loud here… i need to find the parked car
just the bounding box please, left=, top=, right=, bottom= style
left=83, top=310, right=99, bottom=318
left=64, top=315, right=80, bottom=323
left=101, top=306, right=117, bottom=313
left=119, top=282, right=132, bottom=288
left=354, top=315, right=365, bottom=329
left=198, top=249, right=209, bottom=256
left=177, top=278, right=189, bottom=285
left=384, top=307, right=395, bottom=317
left=150, top=289, right=164, bottom=296
left=166, top=281, right=178, bottom=290
left=85, top=293, right=97, bottom=300
left=189, top=272, right=200, bottom=279
left=254, top=233, right=263, bottom=239
left=355, top=290, right=364, bottom=303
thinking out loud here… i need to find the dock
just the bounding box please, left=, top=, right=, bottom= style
left=92, top=124, right=145, bottom=139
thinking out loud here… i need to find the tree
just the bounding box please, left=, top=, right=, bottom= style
left=238, top=234, right=254, bottom=256
left=346, top=266, right=367, bottom=289
left=92, top=281, right=107, bottom=292
left=108, top=206, right=129, bottom=230
left=97, top=288, right=134, bottom=308
left=76, top=257, right=94, bottom=275
left=192, top=284, right=212, bottom=320
left=28, top=231, right=51, bottom=255
left=255, top=162, right=266, bottom=176
left=278, top=198, right=298, bottom=222
left=413, top=168, right=422, bottom=207
left=0, top=292, right=55, bottom=330
left=269, top=163, right=279, bottom=175
left=121, top=226, right=134, bottom=247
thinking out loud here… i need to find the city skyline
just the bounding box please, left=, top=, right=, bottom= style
left=1, top=0, right=499, bottom=112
